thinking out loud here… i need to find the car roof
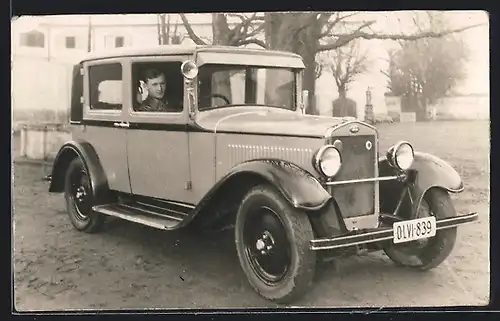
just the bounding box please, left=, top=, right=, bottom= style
left=79, top=44, right=303, bottom=63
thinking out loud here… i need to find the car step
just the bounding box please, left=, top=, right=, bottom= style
left=92, top=203, right=187, bottom=230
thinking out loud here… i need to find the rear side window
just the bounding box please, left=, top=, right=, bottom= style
left=70, top=64, right=83, bottom=122
left=88, top=63, right=122, bottom=110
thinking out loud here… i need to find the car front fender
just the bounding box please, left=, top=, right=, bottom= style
left=379, top=151, right=464, bottom=218
left=196, top=159, right=332, bottom=214
left=49, top=140, right=110, bottom=205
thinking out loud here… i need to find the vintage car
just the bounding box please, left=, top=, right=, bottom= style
left=46, top=44, right=478, bottom=304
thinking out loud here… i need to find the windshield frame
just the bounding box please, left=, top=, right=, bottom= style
left=195, top=63, right=301, bottom=113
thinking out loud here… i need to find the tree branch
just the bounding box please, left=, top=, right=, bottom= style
left=228, top=13, right=265, bottom=46
left=234, top=13, right=257, bottom=43
left=318, top=22, right=485, bottom=52
left=179, top=14, right=207, bottom=45
left=226, top=13, right=247, bottom=22
left=319, top=20, right=375, bottom=51
left=227, top=13, right=265, bottom=22
left=245, top=23, right=266, bottom=38
left=320, top=12, right=358, bottom=38
left=236, top=38, right=267, bottom=48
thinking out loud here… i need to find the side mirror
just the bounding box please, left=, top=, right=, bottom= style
left=301, top=90, right=309, bottom=114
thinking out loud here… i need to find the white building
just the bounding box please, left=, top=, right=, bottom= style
left=11, top=14, right=255, bottom=63
left=11, top=14, right=258, bottom=120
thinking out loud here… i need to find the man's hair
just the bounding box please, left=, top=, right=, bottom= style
left=143, top=69, right=165, bottom=82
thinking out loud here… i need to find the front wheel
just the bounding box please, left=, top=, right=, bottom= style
left=64, top=157, right=105, bottom=233
left=235, top=185, right=316, bottom=304
left=383, top=188, right=457, bottom=270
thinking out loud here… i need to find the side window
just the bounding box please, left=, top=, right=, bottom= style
left=70, top=64, right=83, bottom=122
left=131, top=61, right=183, bottom=113
left=88, top=63, right=122, bottom=110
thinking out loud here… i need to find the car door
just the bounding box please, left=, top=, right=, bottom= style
left=78, top=58, right=131, bottom=194
left=122, top=55, right=192, bottom=203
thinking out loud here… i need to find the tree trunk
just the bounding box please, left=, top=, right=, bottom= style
left=165, top=14, right=170, bottom=45
left=264, top=13, right=322, bottom=115
left=211, top=14, right=233, bottom=102
left=212, top=13, right=231, bottom=45
left=338, top=84, right=347, bottom=99
left=159, top=14, right=167, bottom=45
left=156, top=15, right=162, bottom=45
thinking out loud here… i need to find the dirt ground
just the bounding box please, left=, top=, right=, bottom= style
left=12, top=120, right=490, bottom=311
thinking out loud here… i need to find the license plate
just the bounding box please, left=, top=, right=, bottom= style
left=393, top=216, right=437, bottom=244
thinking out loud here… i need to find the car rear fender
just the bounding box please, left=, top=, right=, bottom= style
left=49, top=140, right=110, bottom=205
left=379, top=151, right=463, bottom=219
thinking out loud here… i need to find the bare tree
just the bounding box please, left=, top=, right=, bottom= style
left=382, top=12, right=471, bottom=120
left=318, top=39, right=369, bottom=117
left=171, top=16, right=181, bottom=44
left=158, top=14, right=179, bottom=45
left=319, top=39, right=369, bottom=99
left=180, top=12, right=484, bottom=115
left=264, top=12, right=483, bottom=114
left=179, top=13, right=265, bottom=47
left=180, top=13, right=265, bottom=103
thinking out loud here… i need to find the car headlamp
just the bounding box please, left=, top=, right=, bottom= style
left=387, top=141, right=414, bottom=170
left=314, top=145, right=342, bottom=178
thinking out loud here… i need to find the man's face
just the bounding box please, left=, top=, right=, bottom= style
left=146, top=74, right=166, bottom=99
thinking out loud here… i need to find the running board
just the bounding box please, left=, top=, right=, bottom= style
left=92, top=202, right=188, bottom=230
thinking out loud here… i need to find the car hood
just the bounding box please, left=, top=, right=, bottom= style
left=194, top=107, right=348, bottom=138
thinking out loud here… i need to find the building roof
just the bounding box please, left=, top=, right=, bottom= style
left=79, top=44, right=302, bottom=63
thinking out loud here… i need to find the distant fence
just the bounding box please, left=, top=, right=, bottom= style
left=433, top=95, right=489, bottom=120
left=17, top=124, right=71, bottom=161
left=382, top=94, right=489, bottom=122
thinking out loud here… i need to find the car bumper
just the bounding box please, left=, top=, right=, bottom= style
left=309, top=212, right=479, bottom=250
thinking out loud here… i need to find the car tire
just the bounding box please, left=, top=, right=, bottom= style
left=234, top=184, right=316, bottom=304
left=383, top=188, right=457, bottom=271
left=64, top=157, right=105, bottom=233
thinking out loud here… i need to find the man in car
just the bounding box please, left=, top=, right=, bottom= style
left=137, top=69, right=175, bottom=112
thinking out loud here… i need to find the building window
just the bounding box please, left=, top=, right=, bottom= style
left=105, top=35, right=128, bottom=49
left=115, top=36, right=124, bottom=48
left=65, top=36, right=76, bottom=49
left=20, top=30, right=45, bottom=48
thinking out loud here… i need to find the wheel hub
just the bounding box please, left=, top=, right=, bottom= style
left=75, top=186, right=87, bottom=202
left=256, top=230, right=275, bottom=255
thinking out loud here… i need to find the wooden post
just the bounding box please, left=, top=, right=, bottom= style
left=20, top=125, right=27, bottom=157
left=87, top=15, right=92, bottom=52
left=42, top=126, right=48, bottom=160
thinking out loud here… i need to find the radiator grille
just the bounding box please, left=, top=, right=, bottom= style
left=329, top=135, right=376, bottom=218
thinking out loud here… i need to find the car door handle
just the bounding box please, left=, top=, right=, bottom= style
left=113, top=122, right=129, bottom=128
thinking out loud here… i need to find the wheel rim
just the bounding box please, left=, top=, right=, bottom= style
left=242, top=206, right=291, bottom=286
left=69, top=166, right=92, bottom=221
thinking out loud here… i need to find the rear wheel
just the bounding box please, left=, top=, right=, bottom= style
left=235, top=185, right=316, bottom=304
left=383, top=188, right=457, bottom=270
left=64, top=158, right=105, bottom=233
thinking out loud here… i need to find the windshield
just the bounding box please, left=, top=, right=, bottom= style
left=198, top=64, right=297, bottom=111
